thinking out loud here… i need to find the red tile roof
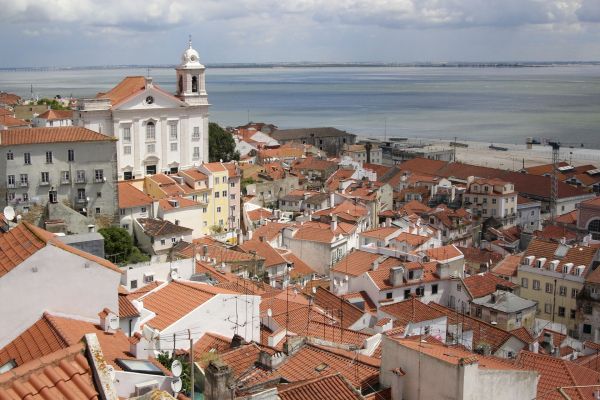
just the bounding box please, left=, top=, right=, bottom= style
left=395, top=232, right=430, bottom=247
left=96, top=76, right=146, bottom=105
left=192, top=332, right=232, bottom=359
left=253, top=222, right=292, bottom=242
left=331, top=250, right=381, bottom=277
left=462, top=272, right=517, bottom=299
left=0, top=222, right=121, bottom=278
left=141, top=281, right=238, bottom=330
left=516, top=351, right=600, bottom=400
left=380, top=298, right=446, bottom=327
left=534, top=224, right=578, bottom=242
left=0, top=127, right=114, bottom=146
left=202, top=162, right=228, bottom=172
left=239, top=239, right=288, bottom=268
left=368, top=260, right=440, bottom=291
left=178, top=168, right=208, bottom=182
left=158, top=196, right=200, bottom=211
left=313, top=287, right=365, bottom=329
left=137, top=218, right=192, bottom=237
left=523, top=238, right=599, bottom=275
left=0, top=343, right=98, bottom=400
left=118, top=293, right=140, bottom=318
left=247, top=208, right=274, bottom=222
left=35, top=109, right=73, bottom=121
left=360, top=227, right=400, bottom=240
left=423, top=244, right=463, bottom=261
left=117, top=182, right=153, bottom=209
left=492, top=254, right=522, bottom=278
left=0, top=114, right=29, bottom=128
left=278, top=373, right=362, bottom=400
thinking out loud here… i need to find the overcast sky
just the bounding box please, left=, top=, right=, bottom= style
left=1, top=0, right=599, bottom=67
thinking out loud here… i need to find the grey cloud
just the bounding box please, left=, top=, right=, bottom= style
left=577, top=0, right=600, bottom=22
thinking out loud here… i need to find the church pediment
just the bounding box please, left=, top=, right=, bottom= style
left=113, top=85, right=186, bottom=111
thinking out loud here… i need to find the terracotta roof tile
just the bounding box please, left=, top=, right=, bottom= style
left=141, top=281, right=238, bottom=330
left=190, top=237, right=261, bottom=264
left=158, top=196, right=200, bottom=211
left=137, top=218, right=192, bottom=237
left=118, top=182, right=153, bottom=209
left=0, top=127, right=114, bottom=146
left=96, top=76, right=146, bottom=105
left=35, top=109, right=73, bottom=121
left=202, top=162, right=228, bottom=172
left=0, top=343, right=98, bottom=400
left=424, top=244, right=463, bottom=262
left=118, top=294, right=140, bottom=318
left=178, top=168, right=208, bottom=182
left=331, top=250, right=381, bottom=277
left=193, top=332, right=232, bottom=360
left=368, top=260, right=440, bottom=291
left=510, top=327, right=534, bottom=344
left=248, top=208, right=274, bottom=222
left=0, top=114, right=29, bottom=128
left=278, top=373, right=362, bottom=400
left=523, top=238, right=599, bottom=275
left=360, top=227, right=400, bottom=240
left=394, top=232, right=430, bottom=247
left=380, top=298, right=446, bottom=327
left=239, top=239, right=288, bottom=268
left=253, top=222, right=292, bottom=242
left=313, top=287, right=365, bottom=329
left=462, top=273, right=517, bottom=299
left=492, top=254, right=522, bottom=278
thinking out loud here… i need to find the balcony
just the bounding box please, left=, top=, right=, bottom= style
left=19, top=182, right=28, bottom=188
left=76, top=197, right=88, bottom=204
left=6, top=183, right=16, bottom=189
left=75, top=177, right=86, bottom=184
left=95, top=178, right=105, bottom=184
left=60, top=179, right=70, bottom=185
left=39, top=181, right=50, bottom=186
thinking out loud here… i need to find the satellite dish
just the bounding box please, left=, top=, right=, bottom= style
left=106, top=364, right=116, bottom=381
left=3, top=206, right=15, bottom=222
left=171, top=359, right=183, bottom=377
left=267, top=308, right=272, bottom=317
left=170, top=377, right=182, bottom=393
left=170, top=270, right=179, bottom=280
left=108, top=315, right=119, bottom=331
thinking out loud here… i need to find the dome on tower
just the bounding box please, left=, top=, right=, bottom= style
left=180, top=37, right=202, bottom=68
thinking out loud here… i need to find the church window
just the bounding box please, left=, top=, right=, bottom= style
left=178, top=76, right=183, bottom=94
left=192, top=76, right=198, bottom=93
left=169, top=124, right=178, bottom=141
left=147, top=144, right=155, bottom=153
left=123, top=127, right=131, bottom=143
left=170, top=143, right=178, bottom=152
left=124, top=146, right=131, bottom=155
left=193, top=147, right=200, bottom=160
left=146, top=121, right=156, bottom=141
left=192, top=127, right=200, bottom=140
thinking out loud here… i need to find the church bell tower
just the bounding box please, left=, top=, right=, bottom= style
left=176, top=36, right=208, bottom=106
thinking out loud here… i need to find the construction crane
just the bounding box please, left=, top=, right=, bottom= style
left=548, top=141, right=560, bottom=225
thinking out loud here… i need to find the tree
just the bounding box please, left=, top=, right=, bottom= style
left=98, top=226, right=149, bottom=265
left=157, top=352, right=192, bottom=395
left=209, top=122, right=239, bottom=162
left=36, top=98, right=69, bottom=110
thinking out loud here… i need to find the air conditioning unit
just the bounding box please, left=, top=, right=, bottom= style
left=135, top=380, right=158, bottom=396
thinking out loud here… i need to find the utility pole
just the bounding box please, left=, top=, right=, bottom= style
left=189, top=329, right=194, bottom=399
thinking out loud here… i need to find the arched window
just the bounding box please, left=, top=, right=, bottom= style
left=146, top=121, right=155, bottom=141
left=589, top=219, right=600, bottom=239
left=192, top=76, right=198, bottom=93
left=178, top=76, right=183, bottom=94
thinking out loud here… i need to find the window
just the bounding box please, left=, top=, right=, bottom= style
left=533, top=280, right=540, bottom=290
left=583, top=324, right=592, bottom=334
left=124, top=171, right=133, bottom=180
left=41, top=172, right=50, bottom=185
left=95, top=169, right=104, bottom=183
left=77, top=189, right=86, bottom=201
left=545, top=283, right=553, bottom=293
left=124, top=145, right=131, bottom=155
left=215, top=192, right=220, bottom=198
left=130, top=280, right=138, bottom=289
left=544, top=303, right=552, bottom=314
left=123, top=127, right=131, bottom=143
left=170, top=142, right=177, bottom=152
left=431, top=284, right=438, bottom=294
left=147, top=144, right=155, bottom=153
left=7, top=192, right=15, bottom=201
left=572, top=288, right=579, bottom=298
left=475, top=307, right=482, bottom=318
left=6, top=151, right=13, bottom=160
left=215, top=177, right=220, bottom=184
left=416, top=287, right=425, bottom=297
left=584, top=303, right=593, bottom=315
left=146, top=121, right=156, bottom=140
left=558, top=307, right=565, bottom=317
left=97, top=192, right=102, bottom=198
left=404, top=289, right=411, bottom=299
left=203, top=207, right=207, bottom=213
left=217, top=206, right=221, bottom=213
left=169, top=124, right=178, bottom=140
left=95, top=207, right=101, bottom=214
left=230, top=194, right=235, bottom=200
left=386, top=292, right=392, bottom=299
left=7, top=175, right=15, bottom=188
left=160, top=239, right=166, bottom=246
left=143, top=274, right=154, bottom=283
left=559, top=286, right=567, bottom=296
left=570, top=309, right=576, bottom=319
left=457, top=284, right=462, bottom=292
left=68, top=149, right=75, bottom=162
left=120, top=209, right=126, bottom=215
left=230, top=181, right=235, bottom=187
left=521, top=277, right=528, bottom=288
left=24, top=152, right=31, bottom=165
left=141, top=207, right=146, bottom=213
left=76, top=170, right=86, bottom=183
left=193, top=147, right=200, bottom=160
left=171, top=237, right=177, bottom=244
left=192, top=127, right=200, bottom=140
left=222, top=190, right=227, bottom=197
left=19, top=174, right=27, bottom=187
left=45, top=151, right=53, bottom=164
left=492, top=198, right=497, bottom=204
left=61, top=171, right=70, bottom=184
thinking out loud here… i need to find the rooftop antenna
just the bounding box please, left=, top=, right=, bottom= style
left=549, top=141, right=560, bottom=224
left=188, top=34, right=192, bottom=48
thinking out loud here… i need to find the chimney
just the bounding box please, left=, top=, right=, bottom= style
left=145, top=76, right=153, bottom=89
left=385, top=217, right=392, bottom=227
left=284, top=336, right=306, bottom=355
left=204, top=360, right=233, bottom=400
left=259, top=235, right=266, bottom=242
left=230, top=334, right=246, bottom=349
left=372, top=260, right=379, bottom=271
left=389, top=266, right=404, bottom=287
left=331, top=215, right=338, bottom=232
left=258, top=350, right=286, bottom=370
left=330, top=192, right=335, bottom=208
left=98, top=309, right=118, bottom=333
left=490, top=292, right=497, bottom=304
left=129, top=333, right=149, bottom=359
left=237, top=229, right=244, bottom=245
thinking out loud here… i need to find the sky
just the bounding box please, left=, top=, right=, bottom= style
left=1, top=0, right=600, bottom=67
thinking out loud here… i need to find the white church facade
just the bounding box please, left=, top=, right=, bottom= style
left=75, top=40, right=209, bottom=180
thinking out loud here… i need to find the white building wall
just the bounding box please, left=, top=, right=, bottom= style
left=153, top=292, right=261, bottom=349
left=120, top=259, right=196, bottom=291
left=158, top=206, right=203, bottom=239
left=0, top=245, right=120, bottom=348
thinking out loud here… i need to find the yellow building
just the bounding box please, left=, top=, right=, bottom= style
left=517, top=238, right=600, bottom=336
left=198, top=162, right=230, bottom=235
